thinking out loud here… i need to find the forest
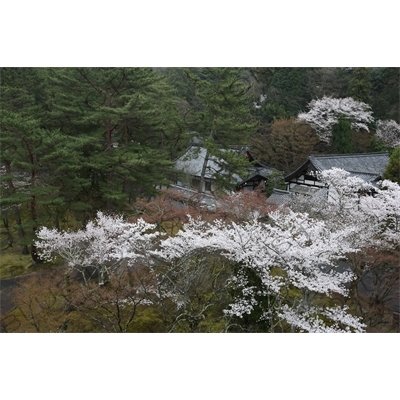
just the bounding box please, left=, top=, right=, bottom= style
left=0, top=67, right=399, bottom=333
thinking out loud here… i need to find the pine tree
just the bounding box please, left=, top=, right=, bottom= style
left=249, top=67, right=312, bottom=123
left=264, top=170, right=286, bottom=197
left=370, top=67, right=400, bottom=122
left=43, top=67, right=184, bottom=213
left=0, top=68, right=75, bottom=258
left=348, top=67, right=372, bottom=104
left=1, top=68, right=184, bottom=257
left=184, top=68, right=258, bottom=192
left=383, top=147, right=400, bottom=183
left=332, top=118, right=353, bottom=154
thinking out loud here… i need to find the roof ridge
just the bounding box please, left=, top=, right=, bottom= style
left=310, top=152, right=389, bottom=158
left=272, top=188, right=291, bottom=194
left=347, top=170, right=381, bottom=176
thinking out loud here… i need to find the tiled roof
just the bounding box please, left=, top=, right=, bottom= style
left=267, top=189, right=293, bottom=205
left=239, top=166, right=274, bottom=185
left=269, top=187, right=329, bottom=207
left=250, top=167, right=274, bottom=179
left=169, top=184, right=217, bottom=209
left=290, top=185, right=321, bottom=195
left=309, top=152, right=389, bottom=176
left=285, top=152, right=390, bottom=183
left=347, top=171, right=381, bottom=183
left=174, top=145, right=242, bottom=183
left=312, top=187, right=329, bottom=199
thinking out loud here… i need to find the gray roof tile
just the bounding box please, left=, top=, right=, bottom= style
left=174, top=145, right=242, bottom=183
left=267, top=189, right=293, bottom=205
left=309, top=152, right=389, bottom=176
left=285, top=152, right=390, bottom=184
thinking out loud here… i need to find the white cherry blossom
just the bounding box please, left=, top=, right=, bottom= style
left=298, top=96, right=374, bottom=143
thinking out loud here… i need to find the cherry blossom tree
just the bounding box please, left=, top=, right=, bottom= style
left=314, top=169, right=400, bottom=249
left=359, top=179, right=400, bottom=245
left=289, top=168, right=400, bottom=331
left=327, top=174, right=400, bottom=331
left=62, top=267, right=157, bottom=333
left=149, top=250, right=232, bottom=332
left=375, top=119, right=400, bottom=148
left=35, top=212, right=161, bottom=285
left=33, top=176, right=400, bottom=332
left=153, top=212, right=366, bottom=332
left=278, top=304, right=366, bottom=333
left=297, top=96, right=374, bottom=144
left=290, top=168, right=400, bottom=249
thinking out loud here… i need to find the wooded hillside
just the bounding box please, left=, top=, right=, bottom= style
left=1, top=68, right=398, bottom=251
left=1, top=67, right=399, bottom=334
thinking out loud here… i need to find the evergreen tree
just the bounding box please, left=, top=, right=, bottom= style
left=383, top=147, right=400, bottom=183
left=267, top=68, right=311, bottom=115
left=305, top=68, right=350, bottom=100
left=161, top=67, right=203, bottom=110
left=184, top=68, right=258, bottom=192
left=43, top=67, right=184, bottom=213
left=0, top=68, right=76, bottom=258
left=249, top=68, right=312, bottom=123
left=370, top=68, right=400, bottom=122
left=347, top=67, right=372, bottom=104
left=1, top=67, right=184, bottom=257
left=332, top=118, right=353, bottom=154
left=264, top=170, right=286, bottom=197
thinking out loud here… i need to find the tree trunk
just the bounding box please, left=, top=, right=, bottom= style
left=14, top=207, right=29, bottom=255
left=198, top=149, right=209, bottom=194
left=105, top=113, right=114, bottom=211
left=2, top=216, right=14, bottom=248
left=4, top=161, right=29, bottom=254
